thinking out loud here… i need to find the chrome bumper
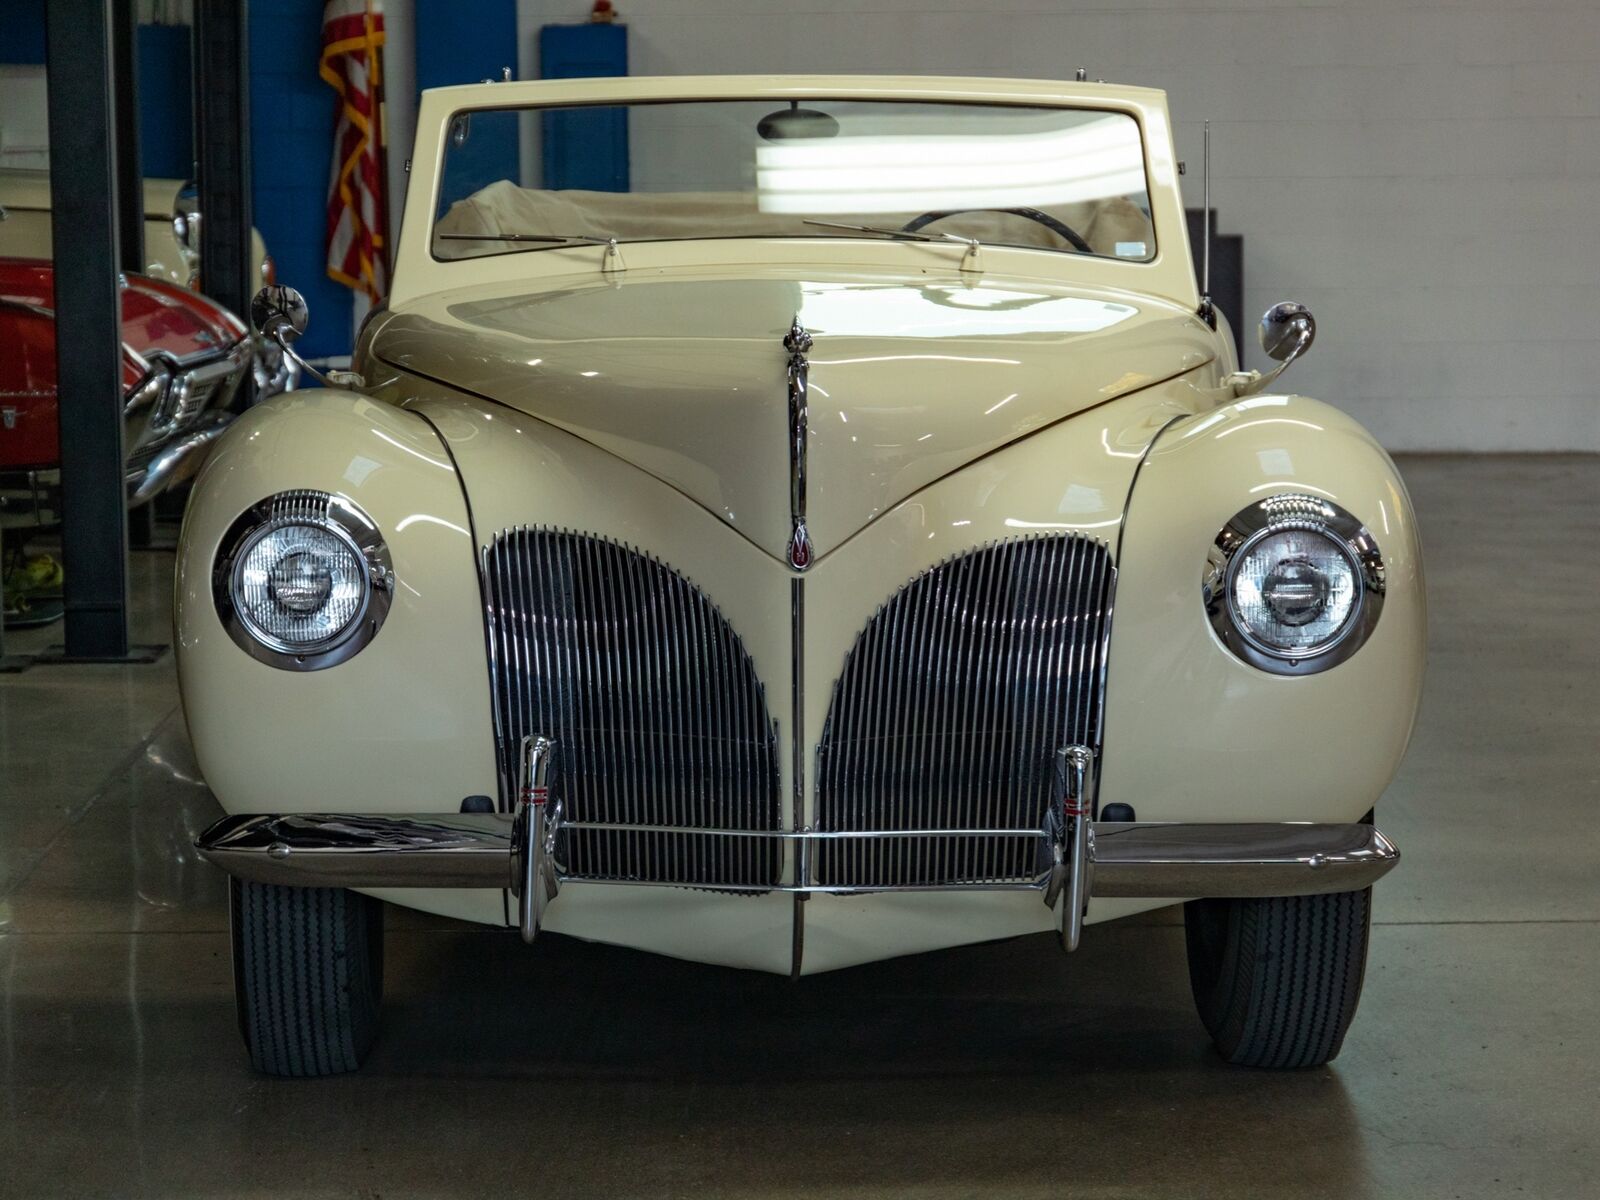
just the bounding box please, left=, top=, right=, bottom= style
left=197, top=739, right=1401, bottom=949
left=195, top=813, right=1399, bottom=937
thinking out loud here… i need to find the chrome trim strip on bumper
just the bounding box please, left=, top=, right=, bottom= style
left=195, top=815, right=1400, bottom=907
left=195, top=811, right=517, bottom=889
left=1089, top=821, right=1400, bottom=899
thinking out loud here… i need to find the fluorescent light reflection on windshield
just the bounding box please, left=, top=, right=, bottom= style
left=756, top=115, right=1145, bottom=214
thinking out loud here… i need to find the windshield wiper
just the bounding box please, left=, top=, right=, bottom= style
left=437, top=232, right=618, bottom=245
left=802, top=219, right=979, bottom=250
left=437, top=231, right=625, bottom=272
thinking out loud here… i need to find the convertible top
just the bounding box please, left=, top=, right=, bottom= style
left=434, top=181, right=1155, bottom=260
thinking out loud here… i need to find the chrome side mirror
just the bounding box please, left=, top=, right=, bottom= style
left=1230, top=301, right=1317, bottom=398
left=250, top=285, right=362, bottom=391
left=1259, top=301, right=1315, bottom=365
left=251, top=285, right=309, bottom=344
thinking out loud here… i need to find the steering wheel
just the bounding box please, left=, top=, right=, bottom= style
left=901, top=207, right=1094, bottom=254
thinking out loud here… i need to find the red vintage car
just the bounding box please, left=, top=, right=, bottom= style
left=0, top=256, right=276, bottom=523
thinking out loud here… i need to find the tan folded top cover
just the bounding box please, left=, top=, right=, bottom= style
left=435, top=180, right=1155, bottom=262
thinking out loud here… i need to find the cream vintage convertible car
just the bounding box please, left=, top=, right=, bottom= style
left=179, top=76, right=1424, bottom=1076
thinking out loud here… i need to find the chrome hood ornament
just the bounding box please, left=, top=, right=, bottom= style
left=783, top=315, right=814, bottom=571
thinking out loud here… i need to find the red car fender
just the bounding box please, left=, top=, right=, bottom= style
left=0, top=256, right=243, bottom=471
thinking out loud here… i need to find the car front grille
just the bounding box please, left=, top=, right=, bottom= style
left=814, top=535, right=1115, bottom=887
left=483, top=528, right=784, bottom=890
left=481, top=529, right=1113, bottom=894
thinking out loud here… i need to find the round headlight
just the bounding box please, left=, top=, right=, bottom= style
left=235, top=522, right=365, bottom=649
left=1204, top=495, right=1384, bottom=674
left=1230, top=527, right=1359, bottom=653
left=215, top=491, right=392, bottom=670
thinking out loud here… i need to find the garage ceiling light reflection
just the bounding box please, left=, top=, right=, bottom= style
left=756, top=115, right=1145, bottom=214
left=796, top=281, right=1138, bottom=339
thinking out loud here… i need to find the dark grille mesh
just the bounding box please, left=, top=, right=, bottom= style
left=814, top=535, right=1114, bottom=887
left=483, top=528, right=782, bottom=889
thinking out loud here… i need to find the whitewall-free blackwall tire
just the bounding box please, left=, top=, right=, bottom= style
left=230, top=879, right=384, bottom=1077
left=1183, top=886, right=1372, bottom=1068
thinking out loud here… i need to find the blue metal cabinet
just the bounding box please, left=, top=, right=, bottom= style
left=537, top=23, right=627, bottom=192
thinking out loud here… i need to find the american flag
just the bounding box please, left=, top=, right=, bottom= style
left=319, top=0, right=387, bottom=302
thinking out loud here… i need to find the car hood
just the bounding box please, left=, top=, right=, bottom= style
left=372, top=271, right=1214, bottom=562
left=119, top=271, right=247, bottom=356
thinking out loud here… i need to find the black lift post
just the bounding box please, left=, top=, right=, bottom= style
left=193, top=0, right=256, bottom=410
left=45, top=0, right=132, bottom=660
left=112, top=0, right=159, bottom=551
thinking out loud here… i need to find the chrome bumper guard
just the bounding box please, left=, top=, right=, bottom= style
left=196, top=739, right=1400, bottom=949
left=126, top=411, right=233, bottom=505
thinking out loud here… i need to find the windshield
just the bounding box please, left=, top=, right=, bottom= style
left=431, top=99, right=1155, bottom=263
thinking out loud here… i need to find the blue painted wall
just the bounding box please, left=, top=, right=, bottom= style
left=416, top=0, right=518, bottom=212
left=538, top=23, right=628, bottom=191
left=0, top=0, right=45, bottom=64
left=414, top=0, right=516, bottom=96
left=249, top=0, right=350, bottom=357
left=137, top=25, right=193, bottom=179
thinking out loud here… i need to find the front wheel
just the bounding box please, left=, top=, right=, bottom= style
left=230, top=879, right=384, bottom=1076
left=1183, top=887, right=1372, bottom=1068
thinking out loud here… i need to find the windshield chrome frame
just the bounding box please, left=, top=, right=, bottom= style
left=394, top=77, right=1199, bottom=312
left=426, top=95, right=1160, bottom=269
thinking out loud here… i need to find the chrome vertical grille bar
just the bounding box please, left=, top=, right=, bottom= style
left=483, top=528, right=782, bottom=889
left=815, top=535, right=1115, bottom=888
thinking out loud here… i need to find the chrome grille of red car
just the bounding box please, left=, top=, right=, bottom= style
left=167, top=353, right=245, bottom=428
left=482, top=528, right=783, bottom=890
left=814, top=535, right=1115, bottom=888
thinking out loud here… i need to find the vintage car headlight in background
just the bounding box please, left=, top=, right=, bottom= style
left=214, top=490, right=392, bottom=669
left=1204, top=494, right=1385, bottom=674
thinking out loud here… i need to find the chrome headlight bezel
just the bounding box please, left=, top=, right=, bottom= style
left=1203, top=494, right=1385, bottom=675
left=213, top=490, right=392, bottom=671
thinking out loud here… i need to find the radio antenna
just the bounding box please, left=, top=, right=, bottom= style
left=1200, top=120, right=1215, bottom=327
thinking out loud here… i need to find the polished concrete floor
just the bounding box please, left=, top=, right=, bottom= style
left=1, top=455, right=1595, bottom=1198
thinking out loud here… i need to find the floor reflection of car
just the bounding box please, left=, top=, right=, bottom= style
left=0, top=256, right=279, bottom=530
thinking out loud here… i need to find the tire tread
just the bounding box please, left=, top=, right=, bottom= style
left=1185, top=887, right=1371, bottom=1069
left=231, top=880, right=382, bottom=1077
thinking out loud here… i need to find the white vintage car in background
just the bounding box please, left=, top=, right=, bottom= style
left=0, top=168, right=295, bottom=397
left=0, top=168, right=273, bottom=290
left=179, top=76, right=1424, bottom=1077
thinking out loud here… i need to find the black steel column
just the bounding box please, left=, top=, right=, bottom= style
left=46, top=0, right=131, bottom=660
left=112, top=1, right=144, bottom=276
left=193, top=0, right=255, bottom=410
left=112, top=0, right=157, bottom=550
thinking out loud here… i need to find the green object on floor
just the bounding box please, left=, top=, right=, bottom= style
left=3, top=552, right=64, bottom=596
left=3, top=551, right=65, bottom=628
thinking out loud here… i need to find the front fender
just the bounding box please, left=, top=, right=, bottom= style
left=1099, top=394, right=1426, bottom=824
left=175, top=389, right=497, bottom=821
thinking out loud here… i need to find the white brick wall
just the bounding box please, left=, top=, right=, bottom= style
left=515, top=0, right=1600, bottom=451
